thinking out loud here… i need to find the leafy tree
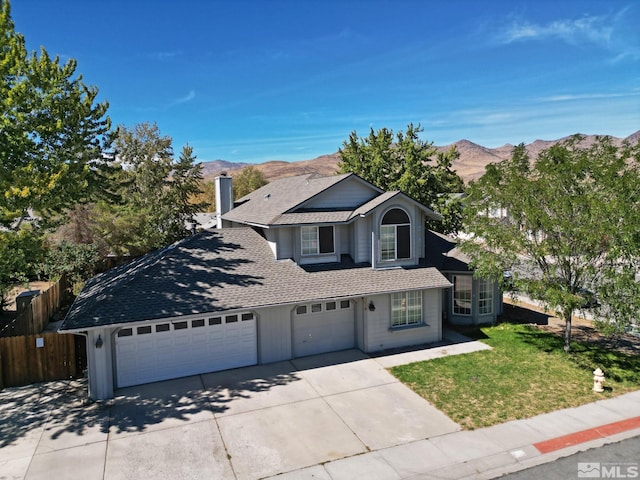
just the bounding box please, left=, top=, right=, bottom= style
left=233, top=165, right=267, bottom=199
left=0, top=0, right=110, bottom=308
left=93, top=122, right=203, bottom=256
left=39, top=241, right=99, bottom=290
left=191, top=180, right=216, bottom=212
left=0, top=0, right=111, bottom=230
left=338, top=123, right=464, bottom=233
left=461, top=135, right=640, bottom=351
left=164, top=144, right=204, bottom=237
left=0, top=229, right=43, bottom=312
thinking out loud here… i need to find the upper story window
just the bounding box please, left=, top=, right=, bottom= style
left=380, top=208, right=411, bottom=261
left=301, top=225, right=334, bottom=255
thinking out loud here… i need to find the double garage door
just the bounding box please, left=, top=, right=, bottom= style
left=115, top=301, right=355, bottom=388
left=115, top=312, right=257, bottom=388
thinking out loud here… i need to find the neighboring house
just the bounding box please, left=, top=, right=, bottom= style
left=188, top=212, right=218, bottom=231
left=59, top=172, right=497, bottom=400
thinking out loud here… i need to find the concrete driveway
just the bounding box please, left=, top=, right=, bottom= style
left=0, top=346, right=474, bottom=480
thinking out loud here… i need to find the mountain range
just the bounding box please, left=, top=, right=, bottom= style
left=201, top=131, right=640, bottom=184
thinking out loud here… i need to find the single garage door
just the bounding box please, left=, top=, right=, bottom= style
left=115, top=312, right=257, bottom=388
left=293, top=300, right=354, bottom=357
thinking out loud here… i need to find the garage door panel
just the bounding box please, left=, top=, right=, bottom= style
left=116, top=314, right=257, bottom=388
left=293, top=307, right=354, bottom=358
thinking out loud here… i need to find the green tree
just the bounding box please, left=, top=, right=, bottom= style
left=0, top=0, right=110, bottom=309
left=461, top=135, right=640, bottom=351
left=0, top=229, right=43, bottom=312
left=0, top=0, right=111, bottom=229
left=39, top=241, right=99, bottom=290
left=164, top=144, right=204, bottom=237
left=93, top=122, right=203, bottom=255
left=192, top=180, right=216, bottom=212
left=233, top=165, right=267, bottom=199
left=338, top=123, right=464, bottom=233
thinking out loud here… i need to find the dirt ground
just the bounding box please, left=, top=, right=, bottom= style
left=0, top=281, right=53, bottom=330
left=502, top=298, right=640, bottom=356
left=3, top=281, right=53, bottom=311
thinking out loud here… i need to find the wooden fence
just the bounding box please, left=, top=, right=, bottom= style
left=0, top=276, right=70, bottom=338
left=0, top=276, right=86, bottom=389
left=0, top=332, right=81, bottom=388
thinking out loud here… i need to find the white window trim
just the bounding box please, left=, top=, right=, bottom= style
left=391, top=291, right=423, bottom=327
left=478, top=279, right=493, bottom=315
left=380, top=209, right=411, bottom=262
left=301, top=225, right=335, bottom=256
left=452, top=275, right=472, bottom=316
left=380, top=225, right=398, bottom=261
left=295, top=299, right=351, bottom=315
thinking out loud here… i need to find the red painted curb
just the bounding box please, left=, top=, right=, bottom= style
left=533, top=416, right=640, bottom=454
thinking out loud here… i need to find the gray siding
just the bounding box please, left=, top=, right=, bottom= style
left=363, top=289, right=441, bottom=352
left=370, top=200, right=422, bottom=267
left=264, top=228, right=278, bottom=258
left=294, top=225, right=340, bottom=265
left=89, top=328, right=115, bottom=400
left=257, top=305, right=293, bottom=363
left=304, top=178, right=378, bottom=209
left=339, top=224, right=351, bottom=257
left=354, top=216, right=371, bottom=263
left=415, top=211, right=425, bottom=259
left=354, top=298, right=365, bottom=350
left=279, top=228, right=295, bottom=259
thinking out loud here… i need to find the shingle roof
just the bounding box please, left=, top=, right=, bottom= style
left=224, top=173, right=440, bottom=227
left=272, top=210, right=354, bottom=225
left=222, top=173, right=353, bottom=226
left=60, top=228, right=451, bottom=331
left=350, top=191, right=441, bottom=220
left=424, top=230, right=471, bottom=272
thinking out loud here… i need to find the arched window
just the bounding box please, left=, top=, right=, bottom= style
left=380, top=208, right=411, bottom=261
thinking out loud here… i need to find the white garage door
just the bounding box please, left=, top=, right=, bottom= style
left=293, top=300, right=354, bottom=358
left=115, top=312, right=257, bottom=388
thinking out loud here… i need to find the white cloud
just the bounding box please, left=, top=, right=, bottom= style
left=540, top=91, right=640, bottom=102
left=171, top=90, right=196, bottom=106
left=494, top=7, right=640, bottom=63
left=500, top=15, right=612, bottom=46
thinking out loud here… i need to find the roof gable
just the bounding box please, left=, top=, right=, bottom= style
left=222, top=173, right=352, bottom=226
left=223, top=172, right=439, bottom=227
left=295, top=175, right=381, bottom=211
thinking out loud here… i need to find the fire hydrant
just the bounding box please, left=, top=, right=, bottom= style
left=593, top=368, right=605, bottom=393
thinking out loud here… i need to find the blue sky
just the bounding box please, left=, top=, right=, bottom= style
left=11, top=0, right=640, bottom=164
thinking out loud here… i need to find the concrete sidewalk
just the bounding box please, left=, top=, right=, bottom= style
left=267, top=390, right=640, bottom=480
left=1, top=330, right=639, bottom=480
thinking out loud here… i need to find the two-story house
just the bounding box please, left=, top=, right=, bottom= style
left=59, top=172, right=499, bottom=400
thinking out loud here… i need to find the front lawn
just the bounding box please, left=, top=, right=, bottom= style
left=390, top=323, right=640, bottom=430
